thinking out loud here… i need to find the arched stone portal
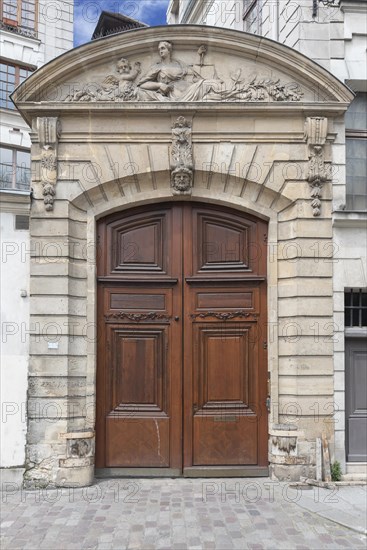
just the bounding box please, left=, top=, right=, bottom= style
left=13, top=25, right=353, bottom=487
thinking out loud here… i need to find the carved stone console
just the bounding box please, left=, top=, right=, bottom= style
left=170, top=116, right=193, bottom=195
left=305, top=117, right=329, bottom=217
left=37, top=117, right=61, bottom=211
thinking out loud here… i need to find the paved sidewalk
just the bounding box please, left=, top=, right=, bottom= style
left=1, top=478, right=366, bottom=549
left=295, top=484, right=367, bottom=536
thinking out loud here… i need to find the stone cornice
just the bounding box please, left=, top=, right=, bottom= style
left=0, top=190, right=31, bottom=214
left=333, top=210, right=367, bottom=227
left=15, top=101, right=351, bottom=128
left=340, top=0, right=367, bottom=13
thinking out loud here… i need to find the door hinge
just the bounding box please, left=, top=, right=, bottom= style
left=266, top=396, right=271, bottom=413
left=263, top=341, right=268, bottom=350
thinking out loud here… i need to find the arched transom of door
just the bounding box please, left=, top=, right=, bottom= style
left=96, top=202, right=268, bottom=476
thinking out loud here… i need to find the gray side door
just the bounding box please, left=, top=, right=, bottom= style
left=346, top=338, right=367, bottom=462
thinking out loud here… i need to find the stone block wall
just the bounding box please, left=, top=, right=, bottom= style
left=21, top=109, right=338, bottom=485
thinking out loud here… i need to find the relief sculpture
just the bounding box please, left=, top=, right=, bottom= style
left=305, top=117, right=330, bottom=216
left=37, top=117, right=61, bottom=211
left=170, top=116, right=193, bottom=195
left=64, top=41, right=303, bottom=103
left=66, top=58, right=142, bottom=102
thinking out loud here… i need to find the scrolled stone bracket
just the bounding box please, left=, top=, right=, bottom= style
left=170, top=116, right=193, bottom=196
left=304, top=117, right=330, bottom=217
left=37, top=117, right=61, bottom=211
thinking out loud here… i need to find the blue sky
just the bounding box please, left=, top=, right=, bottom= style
left=74, top=0, right=170, bottom=46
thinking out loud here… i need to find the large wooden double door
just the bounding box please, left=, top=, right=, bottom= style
left=96, top=203, right=268, bottom=475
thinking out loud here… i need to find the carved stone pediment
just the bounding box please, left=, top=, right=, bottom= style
left=62, top=41, right=304, bottom=104
left=13, top=26, right=354, bottom=118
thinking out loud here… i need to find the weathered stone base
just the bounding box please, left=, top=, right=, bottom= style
left=23, top=431, right=95, bottom=488
left=55, top=465, right=94, bottom=488
left=23, top=465, right=94, bottom=489
left=269, top=424, right=316, bottom=481
left=270, top=463, right=317, bottom=482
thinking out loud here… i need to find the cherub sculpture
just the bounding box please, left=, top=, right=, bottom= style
left=101, top=58, right=141, bottom=100
left=66, top=58, right=141, bottom=102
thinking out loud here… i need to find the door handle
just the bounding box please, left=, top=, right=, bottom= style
left=174, top=316, right=180, bottom=321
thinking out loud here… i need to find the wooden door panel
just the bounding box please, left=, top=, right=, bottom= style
left=195, top=324, right=251, bottom=408
left=104, top=323, right=171, bottom=467
left=110, top=293, right=166, bottom=311
left=193, top=417, right=258, bottom=465
left=183, top=204, right=268, bottom=470
left=195, top=288, right=259, bottom=313
left=99, top=207, right=174, bottom=279
left=191, top=322, right=259, bottom=466
left=110, top=215, right=166, bottom=273
left=106, top=418, right=170, bottom=467
left=108, top=326, right=168, bottom=412
left=96, top=205, right=182, bottom=470
left=104, top=287, right=173, bottom=320
left=191, top=207, right=264, bottom=278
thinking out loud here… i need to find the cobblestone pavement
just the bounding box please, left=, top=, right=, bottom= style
left=1, top=478, right=366, bottom=549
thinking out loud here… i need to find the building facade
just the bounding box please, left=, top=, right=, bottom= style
left=12, top=22, right=358, bottom=486
left=1, top=0, right=74, bottom=484
left=167, top=0, right=367, bottom=478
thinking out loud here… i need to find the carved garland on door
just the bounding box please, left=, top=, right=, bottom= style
left=190, top=311, right=259, bottom=320
left=105, top=312, right=172, bottom=322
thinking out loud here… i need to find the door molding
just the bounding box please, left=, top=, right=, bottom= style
left=345, top=337, right=367, bottom=462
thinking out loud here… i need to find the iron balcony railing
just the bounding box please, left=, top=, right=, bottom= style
left=0, top=20, right=37, bottom=39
